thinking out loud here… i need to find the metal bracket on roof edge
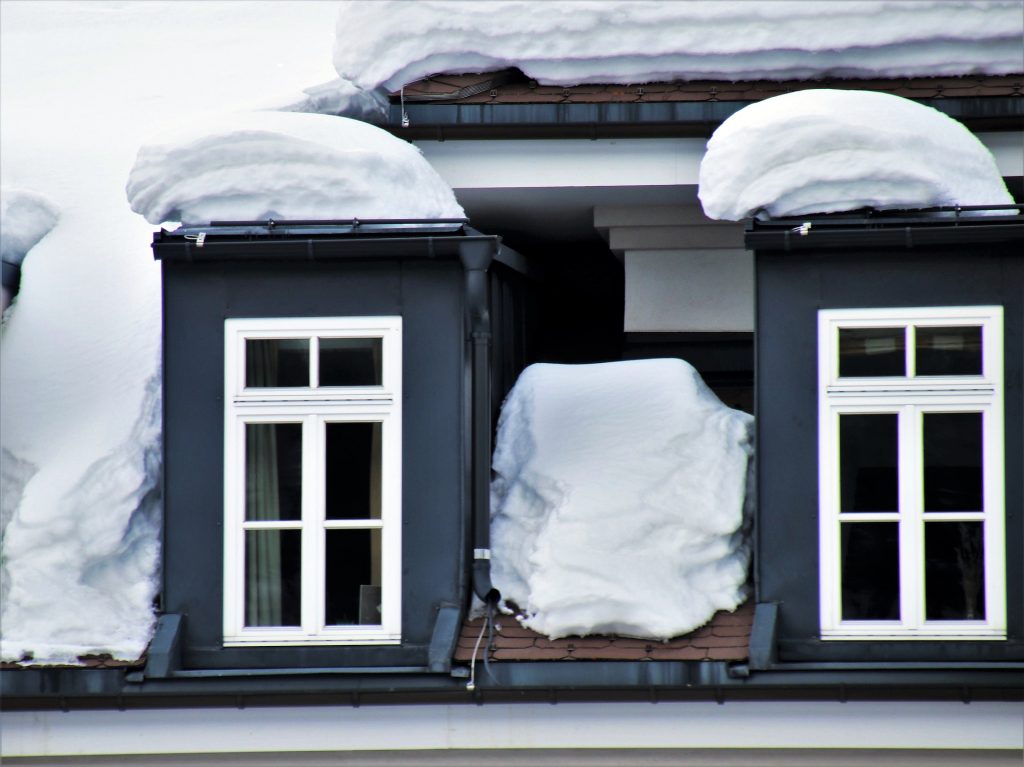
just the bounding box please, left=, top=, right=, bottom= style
left=748, top=602, right=779, bottom=671
left=141, top=613, right=184, bottom=680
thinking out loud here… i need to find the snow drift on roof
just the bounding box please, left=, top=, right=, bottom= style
left=127, top=112, right=464, bottom=226
left=333, top=0, right=1024, bottom=92
left=698, top=89, right=1016, bottom=221
left=0, top=188, right=59, bottom=269
left=490, top=359, right=753, bottom=640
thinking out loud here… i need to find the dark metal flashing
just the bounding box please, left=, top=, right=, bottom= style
left=383, top=97, right=1024, bottom=140
left=745, top=206, right=1024, bottom=252
left=428, top=604, right=463, bottom=674
left=151, top=220, right=532, bottom=277
left=748, top=603, right=779, bottom=671
left=143, top=614, right=183, bottom=679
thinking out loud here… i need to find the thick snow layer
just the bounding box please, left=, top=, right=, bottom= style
left=0, top=1, right=340, bottom=664
left=699, top=90, right=1016, bottom=221
left=0, top=188, right=59, bottom=268
left=334, top=1, right=1024, bottom=94
left=490, top=360, right=754, bottom=640
left=0, top=188, right=60, bottom=311
left=127, top=112, right=463, bottom=226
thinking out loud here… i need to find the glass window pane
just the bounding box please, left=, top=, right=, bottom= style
left=246, top=339, right=309, bottom=387
left=245, top=530, right=301, bottom=626
left=925, top=522, right=985, bottom=620
left=839, top=327, right=905, bottom=377
left=245, top=423, right=302, bottom=521
left=319, top=338, right=382, bottom=386
left=326, top=422, right=381, bottom=520
left=915, top=326, right=982, bottom=376
left=325, top=529, right=382, bottom=625
left=841, top=522, right=900, bottom=620
left=924, top=413, right=982, bottom=513
left=840, top=414, right=899, bottom=513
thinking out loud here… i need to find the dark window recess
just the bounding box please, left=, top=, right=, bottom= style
left=925, top=521, right=986, bottom=620
left=840, top=413, right=899, bottom=513
left=841, top=522, right=900, bottom=621
left=915, top=326, right=982, bottom=376
left=838, top=327, right=905, bottom=377
left=325, top=529, right=382, bottom=625
left=924, top=412, right=983, bottom=512
left=245, top=423, right=303, bottom=521
left=246, top=338, right=310, bottom=387
left=245, top=529, right=302, bottom=627
left=325, top=423, right=381, bottom=520
left=319, top=338, right=382, bottom=386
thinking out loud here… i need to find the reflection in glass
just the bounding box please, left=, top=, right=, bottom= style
left=245, top=423, right=302, bottom=521
left=839, top=327, right=905, bottom=377
left=325, top=529, right=382, bottom=625
left=924, top=413, right=982, bottom=512
left=916, top=326, right=982, bottom=376
left=840, top=414, right=899, bottom=513
left=245, top=530, right=301, bottom=626
left=925, top=522, right=985, bottom=620
left=246, top=339, right=309, bottom=387
left=319, top=338, right=382, bottom=386
left=326, top=423, right=381, bottom=520
left=841, top=522, right=900, bottom=620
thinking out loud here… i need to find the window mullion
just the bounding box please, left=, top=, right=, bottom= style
left=301, top=413, right=322, bottom=636
left=900, top=405, right=923, bottom=630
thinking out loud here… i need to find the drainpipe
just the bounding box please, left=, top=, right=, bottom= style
left=460, top=239, right=500, bottom=604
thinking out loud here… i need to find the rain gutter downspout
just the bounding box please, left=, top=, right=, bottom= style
left=460, top=238, right=500, bottom=605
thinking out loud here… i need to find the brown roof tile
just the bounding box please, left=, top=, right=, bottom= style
left=453, top=601, right=753, bottom=663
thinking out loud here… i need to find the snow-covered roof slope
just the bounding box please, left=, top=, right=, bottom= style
left=698, top=89, right=1016, bottom=221
left=333, top=0, right=1024, bottom=92
left=127, top=112, right=463, bottom=226
left=490, top=360, right=753, bottom=640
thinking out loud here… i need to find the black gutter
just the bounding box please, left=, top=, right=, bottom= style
left=384, top=97, right=1024, bottom=140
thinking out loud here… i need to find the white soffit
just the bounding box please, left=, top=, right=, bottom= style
left=417, top=133, right=1022, bottom=192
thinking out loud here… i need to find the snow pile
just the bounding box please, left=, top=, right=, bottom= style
left=490, top=359, right=753, bottom=640
left=333, top=1, right=1024, bottom=93
left=698, top=90, right=1016, bottom=221
left=127, top=112, right=463, bottom=226
left=0, top=0, right=340, bottom=664
left=1, top=188, right=59, bottom=310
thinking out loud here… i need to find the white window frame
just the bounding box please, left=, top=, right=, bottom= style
left=818, top=306, right=1005, bottom=640
left=223, top=317, right=402, bottom=646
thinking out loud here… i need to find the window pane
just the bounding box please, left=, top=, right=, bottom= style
left=245, top=530, right=301, bottom=626
left=246, top=339, right=309, bottom=387
left=841, top=522, right=900, bottom=620
left=916, top=326, right=982, bottom=376
left=326, top=422, right=381, bottom=520
left=840, top=414, right=899, bottom=513
left=839, top=327, right=905, bottom=377
left=245, top=423, right=302, bottom=521
left=925, top=522, right=985, bottom=620
left=924, top=413, right=982, bottom=513
left=319, top=338, right=382, bottom=386
left=325, top=529, right=382, bottom=625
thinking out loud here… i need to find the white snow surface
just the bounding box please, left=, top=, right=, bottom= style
left=333, top=1, right=1024, bottom=93
left=0, top=0, right=341, bottom=664
left=0, top=188, right=59, bottom=268
left=490, top=360, right=754, bottom=640
left=698, top=89, right=1015, bottom=221
left=127, top=112, right=463, bottom=226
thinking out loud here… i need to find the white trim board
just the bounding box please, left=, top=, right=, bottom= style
left=3, top=701, right=1021, bottom=757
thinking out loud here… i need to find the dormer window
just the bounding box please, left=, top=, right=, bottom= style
left=817, top=306, right=1006, bottom=640
left=222, top=317, right=402, bottom=645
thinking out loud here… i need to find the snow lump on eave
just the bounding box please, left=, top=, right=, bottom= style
left=127, top=112, right=463, bottom=226
left=698, top=89, right=1016, bottom=221
left=332, top=0, right=1024, bottom=92
left=490, top=360, right=754, bottom=641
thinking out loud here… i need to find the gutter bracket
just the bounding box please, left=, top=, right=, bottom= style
left=143, top=613, right=184, bottom=679
left=748, top=602, right=779, bottom=671
left=427, top=603, right=463, bottom=673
